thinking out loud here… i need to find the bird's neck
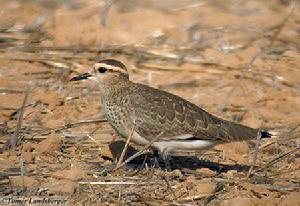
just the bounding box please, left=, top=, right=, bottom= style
left=98, top=76, right=132, bottom=102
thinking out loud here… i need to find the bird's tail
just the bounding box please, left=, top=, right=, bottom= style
left=221, top=120, right=278, bottom=141
left=260, top=131, right=272, bottom=139
left=261, top=129, right=281, bottom=138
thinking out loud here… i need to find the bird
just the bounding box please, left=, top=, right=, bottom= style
left=70, top=59, right=271, bottom=168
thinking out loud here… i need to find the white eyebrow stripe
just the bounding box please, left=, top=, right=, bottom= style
left=94, top=63, right=128, bottom=75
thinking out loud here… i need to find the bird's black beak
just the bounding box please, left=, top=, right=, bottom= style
left=70, top=73, right=93, bottom=81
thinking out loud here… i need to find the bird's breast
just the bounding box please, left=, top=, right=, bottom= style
left=103, top=101, right=131, bottom=137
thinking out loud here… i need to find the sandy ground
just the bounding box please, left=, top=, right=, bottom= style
left=0, top=0, right=300, bottom=205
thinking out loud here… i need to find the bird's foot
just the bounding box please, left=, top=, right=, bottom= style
left=147, top=150, right=172, bottom=171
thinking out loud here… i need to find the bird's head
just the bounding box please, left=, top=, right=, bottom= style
left=70, top=59, right=129, bottom=84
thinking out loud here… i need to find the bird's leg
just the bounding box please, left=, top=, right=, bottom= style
left=161, top=150, right=172, bottom=171
left=151, top=150, right=161, bottom=168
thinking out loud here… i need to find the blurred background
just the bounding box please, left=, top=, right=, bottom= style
left=0, top=0, right=300, bottom=205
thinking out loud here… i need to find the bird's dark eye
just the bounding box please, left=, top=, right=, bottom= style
left=98, top=67, right=107, bottom=73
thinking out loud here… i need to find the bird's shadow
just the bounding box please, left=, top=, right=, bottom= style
left=108, top=141, right=251, bottom=174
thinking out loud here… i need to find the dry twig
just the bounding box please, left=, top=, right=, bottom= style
left=0, top=90, right=30, bottom=152
left=100, top=0, right=119, bottom=26
left=116, top=126, right=135, bottom=168
left=29, top=118, right=107, bottom=138
left=247, top=131, right=262, bottom=178
left=20, top=152, right=25, bottom=192
left=78, top=181, right=139, bottom=185
left=256, top=146, right=300, bottom=173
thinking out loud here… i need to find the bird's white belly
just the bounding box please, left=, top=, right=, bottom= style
left=153, top=140, right=216, bottom=153
left=131, top=132, right=216, bottom=153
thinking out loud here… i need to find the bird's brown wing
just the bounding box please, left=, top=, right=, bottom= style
left=128, top=83, right=258, bottom=142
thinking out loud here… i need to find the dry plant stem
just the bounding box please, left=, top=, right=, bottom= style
left=30, top=118, right=107, bottom=137
left=78, top=181, right=139, bottom=185
left=11, top=91, right=29, bottom=148
left=67, top=119, right=107, bottom=127
left=0, top=90, right=29, bottom=152
left=100, top=0, right=119, bottom=26
left=270, top=167, right=300, bottom=178
left=256, top=146, right=300, bottom=173
left=140, top=63, right=232, bottom=73
left=0, top=87, right=29, bottom=93
left=247, top=131, right=262, bottom=178
left=267, top=0, right=296, bottom=47
left=113, top=132, right=163, bottom=171
left=20, top=151, right=25, bottom=192
left=267, top=185, right=299, bottom=192
left=116, top=127, right=135, bottom=168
